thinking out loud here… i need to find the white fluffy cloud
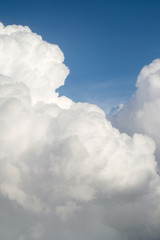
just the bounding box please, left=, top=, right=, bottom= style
left=112, top=59, right=160, bottom=163
left=0, top=22, right=160, bottom=240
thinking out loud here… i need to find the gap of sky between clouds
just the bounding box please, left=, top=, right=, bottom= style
left=0, top=0, right=160, bottom=112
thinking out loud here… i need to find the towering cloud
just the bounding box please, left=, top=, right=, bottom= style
left=0, top=22, right=160, bottom=240
left=112, top=59, right=160, bottom=163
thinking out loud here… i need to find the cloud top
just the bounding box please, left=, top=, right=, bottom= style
left=0, top=22, right=72, bottom=108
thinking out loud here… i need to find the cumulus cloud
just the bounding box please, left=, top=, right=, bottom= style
left=0, top=22, right=160, bottom=240
left=112, top=59, right=160, bottom=164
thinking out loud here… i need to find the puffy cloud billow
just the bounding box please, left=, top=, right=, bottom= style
left=0, top=22, right=160, bottom=240
left=112, top=59, right=160, bottom=165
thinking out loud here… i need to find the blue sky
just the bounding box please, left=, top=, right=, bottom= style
left=1, top=0, right=160, bottom=112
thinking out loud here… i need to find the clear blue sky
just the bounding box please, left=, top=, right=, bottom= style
left=1, top=0, right=160, bottom=112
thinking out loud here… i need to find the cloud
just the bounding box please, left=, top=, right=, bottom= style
left=0, top=22, right=160, bottom=240
left=111, top=59, right=160, bottom=163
